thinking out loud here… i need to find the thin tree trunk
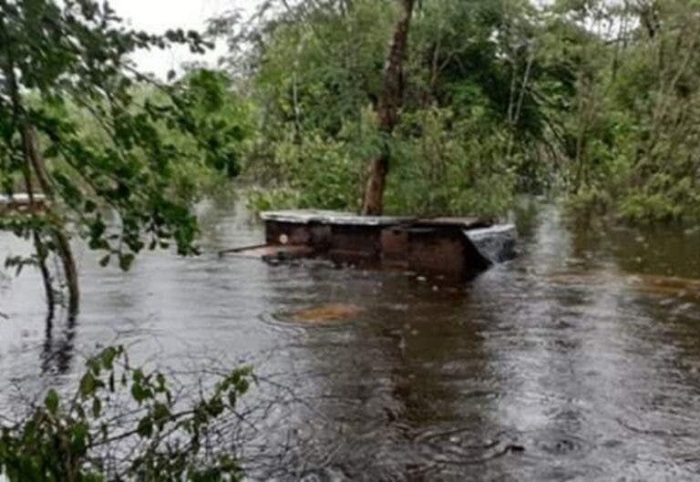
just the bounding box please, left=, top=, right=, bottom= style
left=22, top=126, right=80, bottom=316
left=0, top=27, right=67, bottom=316
left=20, top=159, right=56, bottom=317
left=0, top=26, right=56, bottom=317
left=361, top=0, right=415, bottom=215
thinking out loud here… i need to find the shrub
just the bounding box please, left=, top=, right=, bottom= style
left=0, top=346, right=252, bottom=481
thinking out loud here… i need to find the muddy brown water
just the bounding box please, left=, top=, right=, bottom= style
left=2, top=198, right=700, bottom=481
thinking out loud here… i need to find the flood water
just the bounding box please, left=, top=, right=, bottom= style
left=2, top=198, right=700, bottom=481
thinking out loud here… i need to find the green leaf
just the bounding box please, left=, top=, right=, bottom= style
left=152, top=402, right=171, bottom=429
left=70, top=422, right=90, bottom=454
left=130, top=382, right=152, bottom=403
left=237, top=378, right=250, bottom=394
left=118, top=253, right=135, bottom=271
left=80, top=372, right=98, bottom=398
left=207, top=397, right=224, bottom=417
left=136, top=417, right=153, bottom=438
left=99, top=255, right=111, bottom=268
left=100, top=346, right=119, bottom=369
left=44, top=389, right=60, bottom=415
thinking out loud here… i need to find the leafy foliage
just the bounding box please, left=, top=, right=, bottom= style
left=0, top=346, right=252, bottom=481
left=0, top=0, right=250, bottom=312
left=542, top=0, right=700, bottom=223
left=385, top=107, right=515, bottom=218
left=225, top=0, right=570, bottom=217
left=219, top=0, right=700, bottom=224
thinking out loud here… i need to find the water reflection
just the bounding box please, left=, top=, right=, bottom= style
left=40, top=311, right=77, bottom=375
left=1, top=199, right=700, bottom=480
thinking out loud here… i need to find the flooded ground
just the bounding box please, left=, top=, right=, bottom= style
left=2, top=198, right=700, bottom=480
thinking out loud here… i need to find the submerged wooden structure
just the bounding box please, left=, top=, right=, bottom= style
left=228, top=210, right=516, bottom=280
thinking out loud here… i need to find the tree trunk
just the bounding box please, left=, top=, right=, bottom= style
left=20, top=158, right=56, bottom=318
left=22, top=126, right=80, bottom=317
left=2, top=15, right=79, bottom=316
left=361, top=0, right=415, bottom=215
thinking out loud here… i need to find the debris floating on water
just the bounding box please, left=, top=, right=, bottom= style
left=289, top=303, right=364, bottom=323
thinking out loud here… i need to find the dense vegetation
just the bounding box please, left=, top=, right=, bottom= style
left=0, top=0, right=249, bottom=315
left=0, top=346, right=251, bottom=481
left=2, top=0, right=700, bottom=478
left=214, top=0, right=700, bottom=224
left=3, top=0, right=700, bottom=312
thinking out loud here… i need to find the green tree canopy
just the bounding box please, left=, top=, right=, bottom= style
left=0, top=0, right=248, bottom=315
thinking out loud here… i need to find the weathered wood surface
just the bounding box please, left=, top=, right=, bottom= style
left=261, top=210, right=415, bottom=226
left=228, top=210, right=518, bottom=280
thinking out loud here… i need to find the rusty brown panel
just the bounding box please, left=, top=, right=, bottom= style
left=328, top=248, right=380, bottom=267
left=406, top=227, right=474, bottom=277
left=265, top=221, right=312, bottom=246
left=330, top=225, right=382, bottom=256
left=259, top=217, right=495, bottom=279
left=407, top=233, right=467, bottom=278
left=264, top=221, right=286, bottom=244
left=308, top=224, right=332, bottom=250
left=381, top=228, right=409, bottom=269
left=381, top=228, right=408, bottom=256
